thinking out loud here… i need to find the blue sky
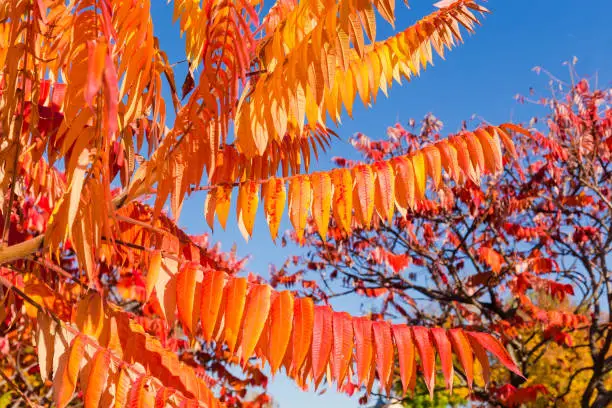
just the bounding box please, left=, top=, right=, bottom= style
left=150, top=0, right=612, bottom=406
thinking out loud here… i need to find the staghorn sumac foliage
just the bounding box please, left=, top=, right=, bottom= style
left=0, top=0, right=524, bottom=407
left=276, top=67, right=612, bottom=407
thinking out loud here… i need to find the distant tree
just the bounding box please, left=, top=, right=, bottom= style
left=275, top=66, right=612, bottom=407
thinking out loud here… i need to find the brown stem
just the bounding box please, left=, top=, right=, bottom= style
left=0, top=189, right=129, bottom=266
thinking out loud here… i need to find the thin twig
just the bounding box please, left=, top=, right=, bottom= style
left=0, top=369, right=37, bottom=408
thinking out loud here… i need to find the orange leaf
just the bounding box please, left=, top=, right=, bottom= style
left=464, top=132, right=485, bottom=177
left=331, top=312, right=354, bottom=388
left=311, top=305, right=333, bottom=383
left=353, top=317, right=374, bottom=386
left=200, top=270, right=226, bottom=342
left=392, top=156, right=415, bottom=214
left=423, top=145, right=442, bottom=189
left=154, top=387, right=175, bottom=408
left=331, top=168, right=353, bottom=234
left=448, top=328, right=474, bottom=390
left=54, top=335, right=85, bottom=408
left=239, top=284, right=272, bottom=364
left=373, top=161, right=395, bottom=223
left=467, top=333, right=490, bottom=385
left=36, top=312, right=56, bottom=383
left=496, top=124, right=519, bottom=159
left=237, top=181, right=259, bottom=240
left=155, top=258, right=178, bottom=326
left=290, top=297, right=314, bottom=375
left=215, top=185, right=232, bottom=230
left=289, top=175, right=312, bottom=243
left=263, top=177, right=286, bottom=241
left=128, top=375, right=153, bottom=408
left=437, top=141, right=460, bottom=182
left=474, top=128, right=502, bottom=173
left=85, top=40, right=107, bottom=106
left=268, top=291, right=294, bottom=373
left=467, top=331, right=522, bottom=378
left=205, top=185, right=232, bottom=231
left=113, top=367, right=131, bottom=408
left=84, top=349, right=111, bottom=408
left=412, top=327, right=435, bottom=398
left=222, top=277, right=248, bottom=353
left=176, top=263, right=198, bottom=336
left=452, top=136, right=478, bottom=184
left=478, top=246, right=504, bottom=274
left=352, top=164, right=375, bottom=228
left=146, top=251, right=162, bottom=302
left=75, top=291, right=104, bottom=338
left=372, top=321, right=394, bottom=395
left=392, top=324, right=415, bottom=394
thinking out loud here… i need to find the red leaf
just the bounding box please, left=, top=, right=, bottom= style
left=478, top=247, right=504, bottom=273
left=467, top=332, right=522, bottom=378
left=353, top=317, right=374, bottom=387
left=392, top=324, right=415, bottom=395
left=290, top=297, right=314, bottom=375
left=372, top=321, right=394, bottom=395
left=311, top=305, right=333, bottom=384
left=103, top=53, right=119, bottom=137
left=431, top=329, right=454, bottom=391
left=412, top=327, right=435, bottom=398
left=331, top=312, right=354, bottom=388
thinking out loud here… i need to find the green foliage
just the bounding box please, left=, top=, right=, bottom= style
left=393, top=374, right=467, bottom=408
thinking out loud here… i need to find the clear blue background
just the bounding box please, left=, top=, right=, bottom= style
left=150, top=0, right=612, bottom=406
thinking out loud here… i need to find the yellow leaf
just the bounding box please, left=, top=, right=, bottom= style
left=411, top=152, right=426, bottom=201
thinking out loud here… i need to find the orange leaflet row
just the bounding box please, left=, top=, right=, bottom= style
left=205, top=124, right=520, bottom=242
left=162, top=266, right=522, bottom=393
